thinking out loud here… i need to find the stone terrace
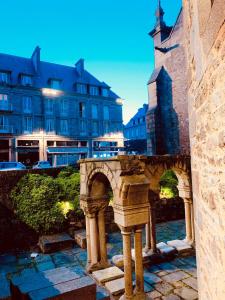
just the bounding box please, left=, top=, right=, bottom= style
left=0, top=219, right=198, bottom=300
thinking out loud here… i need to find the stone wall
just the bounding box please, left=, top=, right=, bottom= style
left=183, top=1, right=225, bottom=299
left=0, top=168, right=62, bottom=210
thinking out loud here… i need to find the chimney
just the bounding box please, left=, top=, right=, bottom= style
left=75, top=59, right=84, bottom=76
left=31, top=46, right=41, bottom=73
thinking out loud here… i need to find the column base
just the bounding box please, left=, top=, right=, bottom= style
left=86, top=260, right=111, bottom=273
left=119, top=293, right=152, bottom=300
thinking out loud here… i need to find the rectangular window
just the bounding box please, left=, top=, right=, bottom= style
left=0, top=94, right=8, bottom=101
left=24, top=117, right=32, bottom=133
left=103, top=106, right=109, bottom=120
left=17, top=140, right=39, bottom=147
left=21, top=75, right=32, bottom=86
left=60, top=119, right=69, bottom=134
left=80, top=141, right=87, bottom=147
left=47, top=141, right=54, bottom=147
left=46, top=118, right=54, bottom=132
left=45, top=99, right=54, bottom=114
left=23, top=96, right=32, bottom=113
left=51, top=79, right=61, bottom=89
left=80, top=119, right=87, bottom=135
left=0, top=115, right=8, bottom=127
left=90, top=86, right=99, bottom=96
left=79, top=102, right=86, bottom=118
left=0, top=72, right=9, bottom=84
left=91, top=104, right=98, bottom=119
left=102, top=88, right=109, bottom=97
left=103, top=121, right=110, bottom=134
left=77, top=83, right=87, bottom=94
left=92, top=121, right=98, bottom=136
left=60, top=99, right=68, bottom=115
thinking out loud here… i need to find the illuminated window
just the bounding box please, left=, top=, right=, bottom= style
left=50, top=79, right=61, bottom=89
left=21, top=75, right=32, bottom=86
left=77, top=83, right=87, bottom=94
left=23, top=96, right=32, bottom=113
left=79, top=102, right=86, bottom=118
left=103, top=106, right=109, bottom=120
left=0, top=72, right=9, bottom=84
left=0, top=94, right=8, bottom=101
left=102, top=88, right=109, bottom=97
left=92, top=104, right=98, bottom=119
left=90, top=86, right=99, bottom=96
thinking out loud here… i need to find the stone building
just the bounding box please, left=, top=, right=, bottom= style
left=124, top=104, right=148, bottom=154
left=0, top=47, right=124, bottom=166
left=183, top=0, right=225, bottom=299
left=147, top=1, right=190, bottom=155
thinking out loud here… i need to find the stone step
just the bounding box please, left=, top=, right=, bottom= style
left=38, top=233, right=74, bottom=254
left=92, top=267, right=124, bottom=285
left=167, top=240, right=192, bottom=255
left=74, top=229, right=87, bottom=249
left=28, top=276, right=96, bottom=300
left=105, top=277, right=125, bottom=296
left=157, top=242, right=177, bottom=256
left=10, top=266, right=86, bottom=299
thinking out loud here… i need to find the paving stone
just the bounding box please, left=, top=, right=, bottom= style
left=33, top=254, right=53, bottom=263
left=157, top=270, right=168, bottom=277
left=92, top=266, right=124, bottom=284
left=157, top=262, right=179, bottom=273
left=74, top=229, right=87, bottom=249
left=52, top=252, right=76, bottom=267
left=180, top=256, right=197, bottom=267
left=36, top=260, right=56, bottom=272
left=181, top=265, right=197, bottom=277
left=157, top=242, right=177, bottom=256
left=105, top=277, right=126, bottom=295
left=144, top=271, right=162, bottom=285
left=38, top=233, right=74, bottom=254
left=182, top=277, right=198, bottom=290
left=162, top=271, right=189, bottom=283
left=167, top=240, right=192, bottom=254
left=147, top=290, right=162, bottom=299
left=112, top=255, right=124, bottom=268
left=172, top=281, right=185, bottom=288
left=28, top=275, right=96, bottom=300
left=162, top=294, right=181, bottom=300
left=155, top=282, right=174, bottom=295
left=144, top=282, right=154, bottom=293
left=174, top=287, right=198, bottom=300
left=96, top=286, right=110, bottom=300
left=0, top=274, right=11, bottom=300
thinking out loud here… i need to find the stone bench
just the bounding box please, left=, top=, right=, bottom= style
left=38, top=233, right=74, bottom=254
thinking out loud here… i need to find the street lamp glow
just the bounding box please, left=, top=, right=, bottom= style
left=42, top=88, right=62, bottom=96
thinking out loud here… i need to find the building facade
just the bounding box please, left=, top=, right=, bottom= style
left=184, top=0, right=225, bottom=299
left=0, top=47, right=124, bottom=166
left=147, top=2, right=190, bottom=155
left=124, top=104, right=148, bottom=154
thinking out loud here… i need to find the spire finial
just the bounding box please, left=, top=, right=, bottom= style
left=155, top=0, right=165, bottom=27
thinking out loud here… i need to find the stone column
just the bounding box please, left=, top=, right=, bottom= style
left=85, top=214, right=91, bottom=265
left=89, top=214, right=99, bottom=266
left=121, top=229, right=133, bottom=299
left=134, top=228, right=145, bottom=297
left=145, top=221, right=151, bottom=252
left=149, top=204, right=157, bottom=253
left=191, top=202, right=195, bottom=245
left=184, top=198, right=193, bottom=243
left=98, top=208, right=109, bottom=267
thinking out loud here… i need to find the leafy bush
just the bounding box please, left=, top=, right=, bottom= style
left=11, top=167, right=82, bottom=234
left=160, top=170, right=178, bottom=199
left=11, top=174, right=65, bottom=234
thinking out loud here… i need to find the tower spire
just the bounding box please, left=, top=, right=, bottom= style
left=155, top=0, right=165, bottom=28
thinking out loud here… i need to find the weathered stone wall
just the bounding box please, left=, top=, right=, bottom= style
left=0, top=168, right=63, bottom=210
left=147, top=9, right=190, bottom=155
left=183, top=1, right=225, bottom=299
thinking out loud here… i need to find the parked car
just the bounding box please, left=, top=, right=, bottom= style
left=33, top=161, right=52, bottom=169
left=0, top=162, right=26, bottom=171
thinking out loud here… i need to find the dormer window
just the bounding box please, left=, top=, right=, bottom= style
left=76, top=83, right=87, bottom=94
left=50, top=79, right=61, bottom=90
left=102, top=88, right=109, bottom=97
left=21, top=74, right=33, bottom=86
left=0, top=72, right=10, bottom=84
left=90, top=86, right=99, bottom=96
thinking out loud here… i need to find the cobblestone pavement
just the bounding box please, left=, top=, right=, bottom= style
left=0, top=219, right=198, bottom=299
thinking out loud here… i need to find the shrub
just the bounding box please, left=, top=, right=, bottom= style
left=11, top=174, right=66, bottom=234
left=160, top=170, right=178, bottom=199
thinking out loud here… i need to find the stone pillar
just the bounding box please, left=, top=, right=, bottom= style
left=184, top=198, right=193, bottom=243
left=121, top=229, right=133, bottom=299
left=145, top=220, right=151, bottom=252
left=89, top=214, right=99, bottom=266
left=191, top=202, right=195, bottom=245
left=134, top=228, right=145, bottom=298
left=85, top=214, right=91, bottom=265
left=149, top=204, right=157, bottom=253
left=98, top=208, right=109, bottom=267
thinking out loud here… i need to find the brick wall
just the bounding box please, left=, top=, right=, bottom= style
left=183, top=1, right=225, bottom=299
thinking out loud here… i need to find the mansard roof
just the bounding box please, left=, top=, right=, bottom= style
left=125, top=104, right=148, bottom=127
left=0, top=51, right=119, bottom=98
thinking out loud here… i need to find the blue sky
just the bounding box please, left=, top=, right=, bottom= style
left=1, top=0, right=181, bottom=123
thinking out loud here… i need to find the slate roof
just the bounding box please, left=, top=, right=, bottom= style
left=0, top=52, right=119, bottom=98
left=125, top=104, right=148, bottom=128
